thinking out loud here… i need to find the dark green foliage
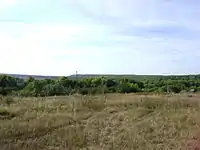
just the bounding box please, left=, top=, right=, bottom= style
left=0, top=74, right=200, bottom=96
left=0, top=75, right=25, bottom=96
left=117, top=83, right=140, bottom=93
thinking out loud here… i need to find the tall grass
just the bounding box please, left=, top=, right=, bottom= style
left=0, top=94, right=199, bottom=149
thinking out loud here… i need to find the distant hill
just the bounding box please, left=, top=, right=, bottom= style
left=1, top=73, right=199, bottom=80
left=0, top=73, right=60, bottom=80
left=1, top=73, right=160, bottom=80
left=68, top=74, right=160, bottom=79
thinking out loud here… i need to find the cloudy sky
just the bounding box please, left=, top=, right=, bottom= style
left=0, top=0, right=200, bottom=76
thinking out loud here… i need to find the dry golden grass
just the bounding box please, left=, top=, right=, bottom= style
left=0, top=93, right=200, bottom=150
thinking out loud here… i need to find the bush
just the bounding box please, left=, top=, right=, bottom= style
left=117, top=83, right=140, bottom=93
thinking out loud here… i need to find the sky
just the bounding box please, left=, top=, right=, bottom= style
left=0, top=0, right=200, bottom=76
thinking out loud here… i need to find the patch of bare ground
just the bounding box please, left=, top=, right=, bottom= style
left=187, top=132, right=200, bottom=150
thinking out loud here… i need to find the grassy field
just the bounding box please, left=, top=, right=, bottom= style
left=0, top=94, right=200, bottom=150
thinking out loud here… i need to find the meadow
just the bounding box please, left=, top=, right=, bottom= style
left=0, top=93, right=200, bottom=150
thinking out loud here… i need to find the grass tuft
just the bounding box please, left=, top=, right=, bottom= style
left=0, top=108, right=16, bottom=120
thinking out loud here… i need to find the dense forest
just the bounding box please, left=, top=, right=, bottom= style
left=0, top=74, right=200, bottom=96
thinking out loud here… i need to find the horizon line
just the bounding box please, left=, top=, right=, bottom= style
left=1, top=72, right=200, bottom=77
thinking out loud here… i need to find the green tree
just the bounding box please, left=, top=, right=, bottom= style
left=0, top=75, right=17, bottom=95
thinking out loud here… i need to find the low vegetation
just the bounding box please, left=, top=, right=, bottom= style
left=1, top=74, right=200, bottom=96
left=0, top=94, right=200, bottom=149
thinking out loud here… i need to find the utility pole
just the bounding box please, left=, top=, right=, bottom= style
left=75, top=70, right=78, bottom=81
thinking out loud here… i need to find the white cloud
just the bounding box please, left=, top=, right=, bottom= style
left=0, top=0, right=20, bottom=11
left=0, top=0, right=19, bottom=6
left=1, top=20, right=200, bottom=75
left=0, top=22, right=113, bottom=75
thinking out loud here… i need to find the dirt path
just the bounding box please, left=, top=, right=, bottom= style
left=187, top=134, right=200, bottom=150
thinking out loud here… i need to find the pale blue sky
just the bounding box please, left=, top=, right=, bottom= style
left=0, top=0, right=200, bottom=76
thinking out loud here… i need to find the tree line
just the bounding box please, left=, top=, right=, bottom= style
left=0, top=74, right=200, bottom=96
